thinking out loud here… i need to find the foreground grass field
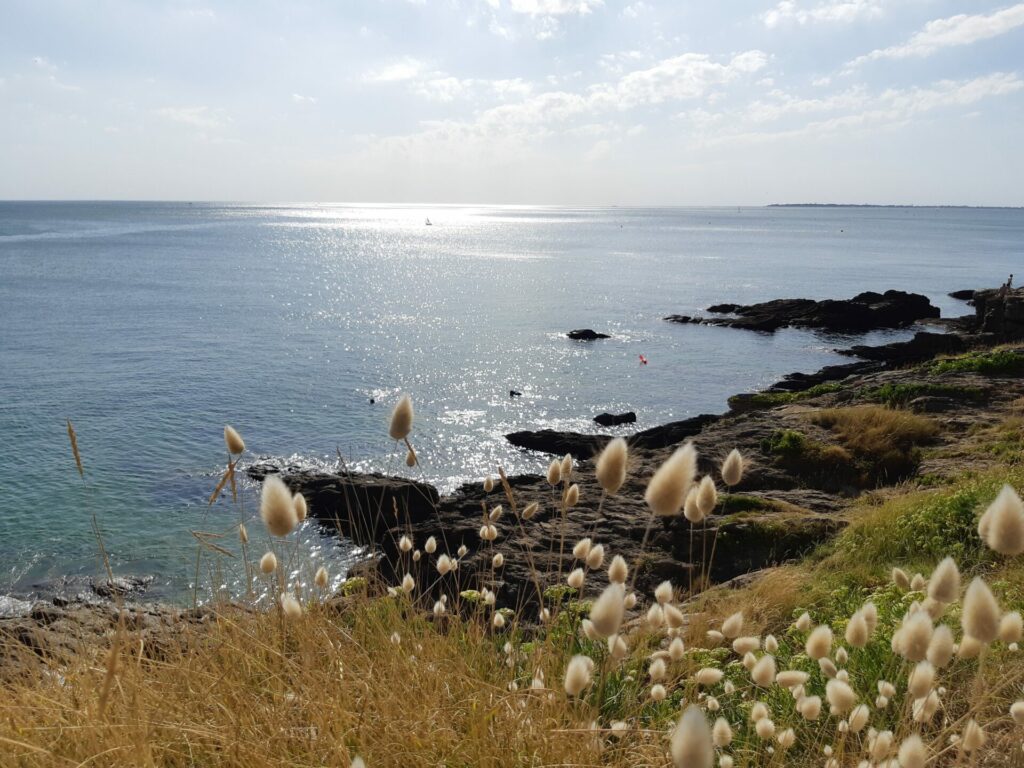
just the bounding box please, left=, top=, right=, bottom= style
left=3, top=403, right=1024, bottom=767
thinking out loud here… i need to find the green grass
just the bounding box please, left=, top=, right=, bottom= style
left=728, top=382, right=842, bottom=409
left=862, top=381, right=988, bottom=407
left=925, top=348, right=1024, bottom=376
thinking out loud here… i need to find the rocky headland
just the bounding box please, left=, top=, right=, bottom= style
left=6, top=286, right=1024, bottom=655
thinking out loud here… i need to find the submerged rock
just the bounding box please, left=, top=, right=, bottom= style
left=593, top=411, right=637, bottom=427
left=566, top=329, right=610, bottom=340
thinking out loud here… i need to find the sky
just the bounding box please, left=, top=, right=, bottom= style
left=1, top=0, right=1023, bottom=205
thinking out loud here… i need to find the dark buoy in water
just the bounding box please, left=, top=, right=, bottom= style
left=509, top=389, right=522, bottom=397
left=369, top=397, right=375, bottom=404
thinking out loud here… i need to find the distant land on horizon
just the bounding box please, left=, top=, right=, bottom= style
left=768, top=203, right=1024, bottom=209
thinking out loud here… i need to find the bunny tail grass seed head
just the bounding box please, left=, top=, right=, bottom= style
left=696, top=475, right=718, bottom=518
left=573, top=538, right=592, bottom=560
left=585, top=544, right=605, bottom=570
left=564, top=483, right=579, bottom=508
left=589, top=583, right=625, bottom=638
left=751, top=654, right=776, bottom=687
left=846, top=611, right=869, bottom=648
left=898, top=735, right=928, bottom=768
left=981, top=484, right=1024, bottom=555
left=962, top=577, right=1001, bottom=644
left=483, top=475, right=494, bottom=493
left=522, top=501, right=539, bottom=519
left=405, top=449, right=416, bottom=467
left=563, top=655, right=593, bottom=697
left=546, top=459, right=561, bottom=486
left=608, top=554, right=628, bottom=584
left=683, top=487, right=702, bottom=523
left=238, top=523, right=248, bottom=544
left=293, top=493, right=308, bottom=523
left=280, top=593, right=302, bottom=619
left=645, top=443, right=698, bottom=517
left=259, top=551, right=277, bottom=574
left=388, top=395, right=414, bottom=441
left=224, top=425, right=245, bottom=455
left=655, top=580, right=673, bottom=605
left=927, top=624, right=955, bottom=667
left=721, top=611, right=744, bottom=638
left=314, top=566, right=328, bottom=589
left=670, top=705, right=714, bottom=768
left=805, top=625, right=833, bottom=660
left=712, top=717, right=732, bottom=747
left=424, top=536, right=437, bottom=554
left=999, top=610, right=1023, bottom=643
left=928, top=557, right=960, bottom=604
left=721, top=449, right=744, bottom=487
left=825, top=679, right=857, bottom=714
left=567, top=568, right=585, bottom=590
left=595, top=437, right=628, bottom=495
left=560, top=453, right=573, bottom=481
left=260, top=475, right=298, bottom=537
left=892, top=567, right=911, bottom=591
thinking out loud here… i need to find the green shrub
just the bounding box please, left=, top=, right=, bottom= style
left=926, top=348, right=1024, bottom=376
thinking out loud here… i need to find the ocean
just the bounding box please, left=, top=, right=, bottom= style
left=1, top=202, right=1022, bottom=602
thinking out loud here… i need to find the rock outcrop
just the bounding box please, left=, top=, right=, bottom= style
left=566, top=329, right=610, bottom=340
left=666, top=290, right=940, bottom=333
left=593, top=411, right=637, bottom=427
left=972, top=288, right=1024, bottom=339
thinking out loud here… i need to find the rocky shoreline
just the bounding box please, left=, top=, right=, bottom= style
left=5, top=285, right=1023, bottom=652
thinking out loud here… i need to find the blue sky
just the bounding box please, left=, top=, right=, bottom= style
left=1, top=0, right=1023, bottom=204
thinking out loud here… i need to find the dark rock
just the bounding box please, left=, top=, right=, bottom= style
left=593, top=411, right=637, bottom=427
left=838, top=331, right=967, bottom=364
left=908, top=396, right=960, bottom=413
left=972, top=288, right=1024, bottom=340
left=666, top=290, right=940, bottom=334
left=567, top=329, right=610, bottom=340
left=707, top=303, right=742, bottom=313
left=92, top=575, right=154, bottom=598
left=949, top=289, right=977, bottom=301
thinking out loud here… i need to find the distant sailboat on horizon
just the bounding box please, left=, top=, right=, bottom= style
left=425, top=217, right=432, bottom=226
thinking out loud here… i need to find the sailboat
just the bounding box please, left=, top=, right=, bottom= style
left=425, top=217, right=432, bottom=226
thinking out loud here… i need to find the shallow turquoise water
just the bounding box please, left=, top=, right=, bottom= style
left=1, top=202, right=1021, bottom=600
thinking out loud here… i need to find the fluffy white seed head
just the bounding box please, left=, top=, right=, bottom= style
left=927, top=624, right=955, bottom=667
left=825, top=679, right=857, bottom=714
left=900, top=612, right=934, bottom=661
left=764, top=634, right=779, bottom=654
left=238, top=523, right=248, bottom=544
left=585, top=544, right=605, bottom=570
left=908, top=661, right=935, bottom=699
left=292, top=493, right=308, bottom=523
left=572, top=537, right=592, bottom=560
left=260, top=475, right=298, bottom=537
left=388, top=395, right=414, bottom=441
left=798, top=695, right=822, bottom=720
left=1010, top=701, right=1024, bottom=725
left=314, top=566, right=329, bottom=589
left=980, top=484, right=1024, bottom=555
left=846, top=611, right=870, bottom=648
left=892, top=567, right=911, bottom=591
left=224, top=425, right=245, bottom=454
left=670, top=706, right=714, bottom=768
left=608, top=555, right=628, bottom=584
left=712, top=717, right=732, bottom=747
left=962, top=577, right=1001, bottom=644
left=259, top=551, right=277, bottom=574
left=564, top=655, right=593, bottom=697
left=695, top=668, right=724, bottom=686
left=663, top=603, right=685, bottom=629
left=721, top=611, right=744, bottom=639
left=399, top=534, right=413, bottom=552
left=750, top=702, right=769, bottom=722
left=589, top=583, right=626, bottom=638
left=647, top=604, right=665, bottom=629
left=436, top=554, right=453, bottom=575
left=806, top=625, right=833, bottom=660
left=862, top=602, right=878, bottom=633
left=897, top=735, right=928, bottom=768
left=483, top=475, right=494, bottom=493
left=645, top=443, right=698, bottom=517
left=683, top=486, right=704, bottom=524
left=795, top=612, right=812, bottom=632
left=777, top=670, right=809, bottom=689
left=999, top=611, right=1023, bottom=643
left=733, top=636, right=760, bottom=655
left=424, top=536, right=437, bottom=554
left=696, top=475, right=718, bottom=518
left=567, top=568, right=585, bottom=590
left=608, top=634, right=628, bottom=660
left=280, top=593, right=302, bottom=619
left=564, top=483, right=580, bottom=508
left=706, top=630, right=725, bottom=647
left=560, top=453, right=573, bottom=482
left=405, top=449, right=416, bottom=467
left=777, top=728, right=796, bottom=749
left=522, top=501, right=539, bottom=519
left=958, top=634, right=983, bottom=659
left=871, top=731, right=894, bottom=762
left=655, top=580, right=673, bottom=605
left=649, top=657, right=667, bottom=682
left=721, top=449, right=744, bottom=486
left=751, top=655, right=776, bottom=687
left=546, top=459, right=561, bottom=486
left=650, top=683, right=667, bottom=701
left=910, top=572, right=927, bottom=592
left=595, top=437, right=628, bottom=495
left=401, top=573, right=415, bottom=594
left=492, top=552, right=504, bottom=569
left=928, top=557, right=960, bottom=603
left=624, top=592, right=637, bottom=610
left=478, top=525, right=497, bottom=542
left=961, top=720, right=985, bottom=752
left=754, top=718, right=775, bottom=740
left=670, top=637, right=686, bottom=661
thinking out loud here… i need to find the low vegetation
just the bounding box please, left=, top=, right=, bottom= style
left=729, top=382, right=843, bottom=409
left=863, top=382, right=988, bottom=408
left=3, top=399, right=1024, bottom=767
left=925, top=348, right=1024, bottom=376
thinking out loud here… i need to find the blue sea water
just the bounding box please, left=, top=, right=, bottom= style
left=1, top=202, right=1021, bottom=601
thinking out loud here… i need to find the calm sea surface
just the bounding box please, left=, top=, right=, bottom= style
left=1, top=202, right=1021, bottom=601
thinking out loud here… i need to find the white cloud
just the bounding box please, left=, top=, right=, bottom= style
left=621, top=2, right=650, bottom=19
left=292, top=93, right=317, bottom=104
left=847, top=4, right=1024, bottom=68
left=362, top=57, right=427, bottom=83
left=507, top=0, right=602, bottom=15
left=691, top=72, right=1023, bottom=146
left=762, top=0, right=884, bottom=28
left=155, top=106, right=229, bottom=130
